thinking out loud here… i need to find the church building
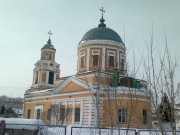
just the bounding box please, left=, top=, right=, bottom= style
left=24, top=10, right=152, bottom=128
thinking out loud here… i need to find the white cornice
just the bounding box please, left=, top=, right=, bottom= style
left=78, top=40, right=125, bottom=49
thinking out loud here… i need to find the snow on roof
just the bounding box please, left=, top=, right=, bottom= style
left=31, top=89, right=53, bottom=94
left=11, top=107, right=23, bottom=115
left=0, top=117, right=43, bottom=125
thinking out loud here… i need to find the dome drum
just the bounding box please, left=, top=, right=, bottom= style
left=77, top=16, right=126, bottom=74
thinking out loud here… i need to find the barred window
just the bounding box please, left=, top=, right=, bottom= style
left=60, top=108, right=66, bottom=121
left=75, top=108, right=80, bottom=122
left=143, top=109, right=147, bottom=124
left=47, top=109, right=51, bottom=120
left=117, top=108, right=126, bottom=123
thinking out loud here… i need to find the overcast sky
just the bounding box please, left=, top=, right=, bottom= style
left=0, top=0, right=179, bottom=97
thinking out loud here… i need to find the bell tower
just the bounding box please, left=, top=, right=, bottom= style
left=32, top=31, right=60, bottom=88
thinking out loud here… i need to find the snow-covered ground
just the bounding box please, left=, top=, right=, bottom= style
left=0, top=118, right=179, bottom=135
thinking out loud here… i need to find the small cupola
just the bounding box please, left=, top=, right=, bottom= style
left=41, top=38, right=56, bottom=51
left=41, top=31, right=56, bottom=61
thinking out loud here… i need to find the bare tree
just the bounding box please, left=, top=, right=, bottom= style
left=141, top=28, right=180, bottom=134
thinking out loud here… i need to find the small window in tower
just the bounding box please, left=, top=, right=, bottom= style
left=92, top=55, right=99, bottom=66
left=35, top=71, right=38, bottom=84
left=109, top=56, right=114, bottom=67
left=45, top=53, right=48, bottom=59
left=48, top=72, right=54, bottom=84
left=50, top=54, right=51, bottom=60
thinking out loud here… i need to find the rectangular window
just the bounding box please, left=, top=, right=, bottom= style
left=81, top=56, right=86, bottom=68
left=92, top=55, right=99, bottom=66
left=109, top=56, right=114, bottom=67
left=47, top=109, right=51, bottom=120
left=75, top=108, right=80, bottom=122
left=143, top=109, right=147, bottom=124
left=36, top=109, right=41, bottom=119
left=60, top=108, right=66, bottom=121
left=48, top=72, right=54, bottom=84
left=27, top=109, right=31, bottom=119
left=117, top=108, right=126, bottom=123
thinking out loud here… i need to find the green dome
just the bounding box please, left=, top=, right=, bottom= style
left=81, top=17, right=124, bottom=44
left=41, top=38, right=56, bottom=51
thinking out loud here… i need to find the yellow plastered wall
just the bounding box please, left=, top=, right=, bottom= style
left=81, top=75, right=112, bottom=85
left=102, top=97, right=152, bottom=128
left=24, top=101, right=52, bottom=120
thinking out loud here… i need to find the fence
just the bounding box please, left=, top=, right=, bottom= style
left=0, top=121, right=66, bottom=135
left=1, top=121, right=180, bottom=135
left=71, top=127, right=136, bottom=135
left=138, top=130, right=180, bottom=135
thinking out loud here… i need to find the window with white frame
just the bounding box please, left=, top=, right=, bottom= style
left=108, top=51, right=115, bottom=67
left=35, top=105, right=43, bottom=119
left=92, top=50, right=100, bottom=66
left=80, top=51, right=86, bottom=68
left=117, top=108, right=126, bottom=123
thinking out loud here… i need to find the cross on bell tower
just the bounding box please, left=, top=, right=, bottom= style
left=48, top=31, right=52, bottom=39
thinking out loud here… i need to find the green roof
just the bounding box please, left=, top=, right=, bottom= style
left=81, top=17, right=124, bottom=44
left=41, top=39, right=56, bottom=51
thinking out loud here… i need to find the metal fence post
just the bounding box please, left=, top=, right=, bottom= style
left=71, top=127, right=73, bottom=135
left=1, top=120, right=5, bottom=135
left=65, top=126, right=66, bottom=135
